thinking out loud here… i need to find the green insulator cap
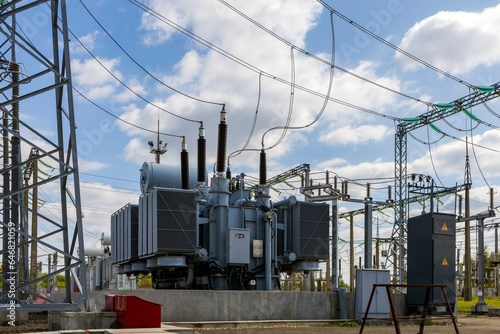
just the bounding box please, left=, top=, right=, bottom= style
left=437, top=103, right=455, bottom=109
left=477, top=86, right=494, bottom=93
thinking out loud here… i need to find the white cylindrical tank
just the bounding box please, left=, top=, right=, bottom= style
left=85, top=247, right=104, bottom=257
left=101, top=232, right=111, bottom=246
left=139, top=162, right=204, bottom=194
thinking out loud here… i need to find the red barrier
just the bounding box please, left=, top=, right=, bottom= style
left=107, top=295, right=162, bottom=328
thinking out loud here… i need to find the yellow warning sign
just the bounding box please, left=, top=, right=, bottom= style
left=442, top=222, right=448, bottom=231
left=442, top=257, right=449, bottom=266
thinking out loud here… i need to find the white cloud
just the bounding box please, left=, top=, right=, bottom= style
left=71, top=31, right=100, bottom=55
left=319, top=124, right=392, bottom=146
left=118, top=0, right=406, bottom=168
left=78, top=159, right=109, bottom=172
left=397, top=4, right=500, bottom=75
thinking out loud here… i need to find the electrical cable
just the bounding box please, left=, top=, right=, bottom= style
left=442, top=117, right=480, bottom=132
left=408, top=131, right=444, bottom=145
left=227, top=71, right=263, bottom=164
left=469, top=117, right=491, bottom=188
left=316, top=0, right=475, bottom=89
left=73, top=87, right=184, bottom=138
left=426, top=123, right=444, bottom=186
left=219, top=0, right=434, bottom=107
left=67, top=27, right=202, bottom=125
left=127, top=0, right=401, bottom=122
left=261, top=11, right=336, bottom=150
left=262, top=46, right=297, bottom=149
left=484, top=102, right=500, bottom=118
left=77, top=0, right=224, bottom=108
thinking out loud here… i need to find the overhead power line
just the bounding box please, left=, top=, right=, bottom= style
left=67, top=27, right=202, bottom=125
left=316, top=0, right=475, bottom=89
left=128, top=0, right=401, bottom=122
left=77, top=0, right=225, bottom=108
left=219, top=0, right=434, bottom=107
left=73, top=87, right=184, bottom=139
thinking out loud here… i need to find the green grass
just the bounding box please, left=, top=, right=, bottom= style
left=457, top=296, right=500, bottom=313
left=312, top=322, right=360, bottom=328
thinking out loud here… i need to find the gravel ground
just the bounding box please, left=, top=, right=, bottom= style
left=194, top=316, right=500, bottom=334
left=2, top=313, right=500, bottom=333
left=1, top=312, right=48, bottom=333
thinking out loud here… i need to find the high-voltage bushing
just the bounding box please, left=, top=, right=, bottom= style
left=197, top=125, right=206, bottom=185
left=181, top=139, right=189, bottom=190
left=216, top=107, right=227, bottom=176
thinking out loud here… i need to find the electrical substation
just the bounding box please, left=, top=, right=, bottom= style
left=2, top=0, right=500, bottom=332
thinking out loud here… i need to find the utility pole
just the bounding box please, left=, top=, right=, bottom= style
left=464, top=138, right=472, bottom=301
left=148, top=119, right=167, bottom=163
left=349, top=213, right=354, bottom=292
left=495, top=223, right=498, bottom=297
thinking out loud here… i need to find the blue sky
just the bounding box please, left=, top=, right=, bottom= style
left=16, top=0, right=500, bottom=277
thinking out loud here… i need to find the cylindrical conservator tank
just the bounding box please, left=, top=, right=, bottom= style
left=140, top=162, right=204, bottom=194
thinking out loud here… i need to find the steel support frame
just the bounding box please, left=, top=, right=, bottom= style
left=391, top=83, right=500, bottom=287
left=0, top=0, right=88, bottom=311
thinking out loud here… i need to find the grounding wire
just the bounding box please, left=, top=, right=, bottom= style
left=262, top=10, right=336, bottom=150
left=227, top=71, right=263, bottom=164
left=426, top=123, right=444, bottom=186
left=77, top=0, right=224, bottom=108
left=316, top=0, right=475, bottom=89
left=73, top=87, right=184, bottom=138
left=67, top=27, right=202, bottom=125
left=219, top=0, right=434, bottom=107
left=128, top=0, right=401, bottom=122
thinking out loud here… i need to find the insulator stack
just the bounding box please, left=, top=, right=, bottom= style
left=226, top=167, right=231, bottom=180
left=216, top=109, right=227, bottom=174
left=259, top=149, right=267, bottom=185
left=181, top=140, right=189, bottom=190
left=197, top=125, right=206, bottom=184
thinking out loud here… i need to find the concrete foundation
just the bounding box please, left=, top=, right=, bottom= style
left=48, top=311, right=117, bottom=330
left=52, top=290, right=408, bottom=322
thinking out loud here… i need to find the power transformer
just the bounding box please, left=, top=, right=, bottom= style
left=110, top=111, right=330, bottom=290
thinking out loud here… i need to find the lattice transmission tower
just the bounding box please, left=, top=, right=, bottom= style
left=0, top=0, right=87, bottom=311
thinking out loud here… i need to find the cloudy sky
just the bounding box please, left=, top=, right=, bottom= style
left=14, top=0, right=500, bottom=279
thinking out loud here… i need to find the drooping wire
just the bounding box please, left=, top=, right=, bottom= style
left=77, top=0, right=224, bottom=107
left=484, top=102, right=500, bottom=118
left=262, top=10, right=336, bottom=150
left=408, top=131, right=444, bottom=145
left=262, top=46, right=296, bottom=149
left=442, top=117, right=480, bottom=132
left=128, top=0, right=401, bottom=122
left=218, top=0, right=434, bottom=107
left=67, top=27, right=202, bottom=125
left=469, top=115, right=491, bottom=187
left=227, top=71, right=263, bottom=164
left=73, top=87, right=184, bottom=138
left=426, top=121, right=444, bottom=186
left=316, top=0, right=475, bottom=89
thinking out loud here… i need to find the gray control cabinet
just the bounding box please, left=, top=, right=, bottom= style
left=228, top=228, right=250, bottom=264
left=355, top=269, right=391, bottom=320
left=407, top=212, right=456, bottom=306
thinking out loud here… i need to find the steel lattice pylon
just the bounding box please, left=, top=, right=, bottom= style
left=0, top=0, right=87, bottom=311
left=391, top=83, right=500, bottom=287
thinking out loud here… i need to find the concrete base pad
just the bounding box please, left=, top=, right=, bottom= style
left=471, top=304, right=492, bottom=314
left=488, top=308, right=500, bottom=317
left=48, top=311, right=117, bottom=331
